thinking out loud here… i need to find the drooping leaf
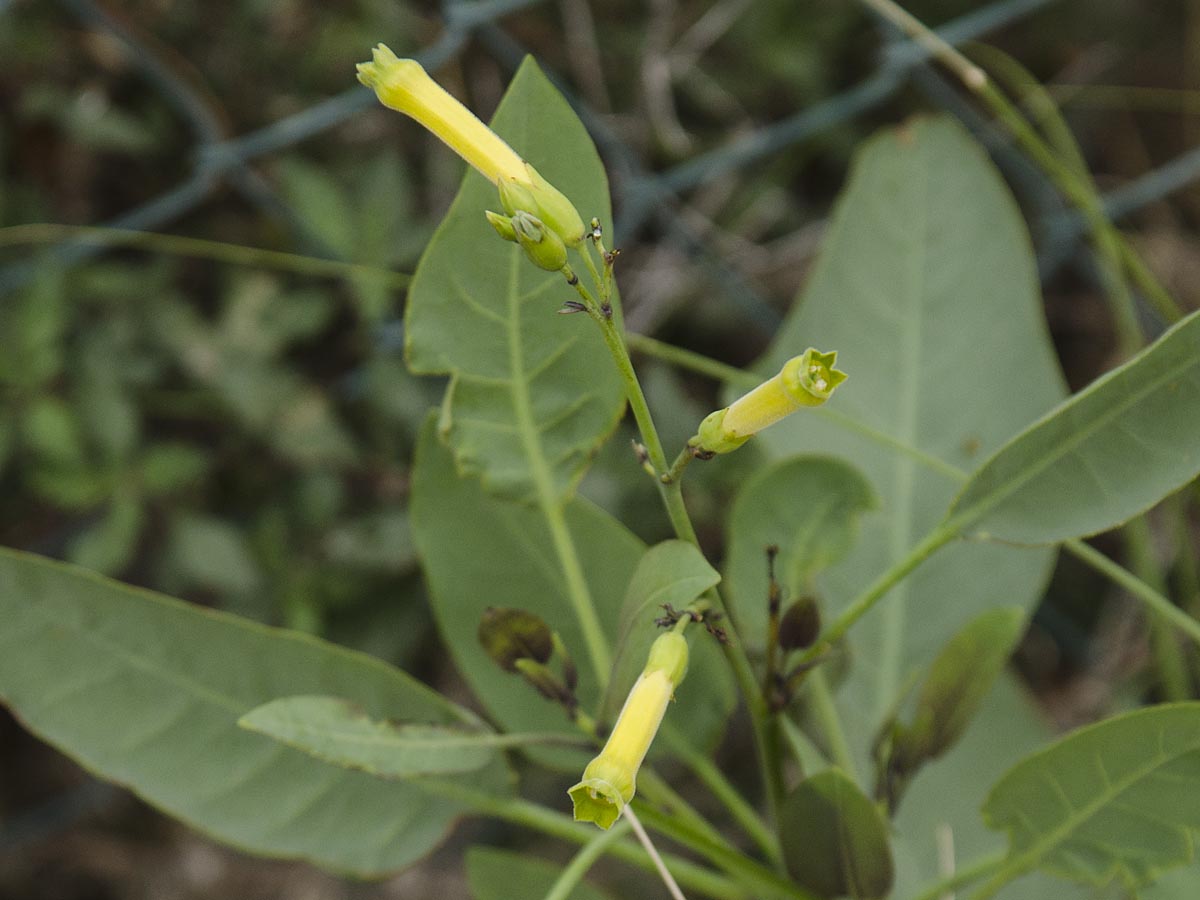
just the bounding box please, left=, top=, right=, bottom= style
left=779, top=768, right=894, bottom=899
left=981, top=703, right=1200, bottom=890
left=467, top=846, right=615, bottom=900
left=0, top=548, right=511, bottom=876
left=242, top=698, right=489, bottom=777
left=754, top=116, right=1064, bottom=752
left=878, top=607, right=1026, bottom=810
left=240, top=695, right=549, bottom=777
left=410, top=419, right=731, bottom=765
left=948, top=310, right=1200, bottom=544
left=600, top=540, right=727, bottom=726
left=725, top=456, right=877, bottom=649
left=405, top=57, right=624, bottom=503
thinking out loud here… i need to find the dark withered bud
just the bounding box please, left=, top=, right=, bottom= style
left=478, top=607, right=554, bottom=673
left=778, top=595, right=821, bottom=652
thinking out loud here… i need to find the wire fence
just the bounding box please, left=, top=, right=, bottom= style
left=2, top=0, right=1199, bottom=860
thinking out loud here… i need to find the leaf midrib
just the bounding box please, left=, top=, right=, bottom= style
left=949, top=312, right=1199, bottom=534
left=997, top=732, right=1200, bottom=881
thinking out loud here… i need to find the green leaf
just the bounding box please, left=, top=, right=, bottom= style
left=600, top=540, right=730, bottom=730
left=410, top=417, right=636, bottom=766
left=405, top=57, right=624, bottom=503
left=891, top=675, right=1082, bottom=900
left=239, top=695, right=512, bottom=777
left=0, top=547, right=512, bottom=876
left=879, top=607, right=1026, bottom=810
left=411, top=419, right=732, bottom=763
left=467, top=846, right=615, bottom=900
left=779, top=768, right=895, bottom=899
left=755, top=116, right=1064, bottom=749
left=725, top=456, right=877, bottom=649
left=22, top=395, right=87, bottom=467
left=898, top=607, right=1025, bottom=763
left=948, top=310, right=1200, bottom=544
left=981, top=702, right=1200, bottom=891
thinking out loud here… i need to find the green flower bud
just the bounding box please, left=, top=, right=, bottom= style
left=485, top=210, right=517, bottom=242
left=511, top=211, right=568, bottom=272
left=569, top=632, right=689, bottom=829
left=691, top=348, right=847, bottom=455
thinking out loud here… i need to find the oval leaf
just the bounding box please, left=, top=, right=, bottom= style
left=726, top=456, right=877, bottom=649
left=405, top=57, right=624, bottom=503
left=753, top=116, right=1063, bottom=747
left=239, top=695, right=500, bottom=777
left=0, top=548, right=511, bottom=876
left=780, top=768, right=895, bottom=899
left=982, top=703, right=1200, bottom=889
left=948, top=309, right=1200, bottom=544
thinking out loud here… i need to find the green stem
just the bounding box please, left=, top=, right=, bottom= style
left=909, top=849, right=1008, bottom=900
left=854, top=0, right=1184, bottom=325
left=777, top=713, right=830, bottom=776
left=797, top=525, right=958, bottom=667
left=1064, top=539, right=1200, bottom=649
left=633, top=804, right=818, bottom=900
left=597, top=310, right=787, bottom=820
left=662, top=446, right=696, bottom=484
left=626, top=332, right=760, bottom=388
left=419, top=781, right=744, bottom=899
left=638, top=768, right=729, bottom=851
left=542, top=820, right=632, bottom=900
left=1126, top=517, right=1192, bottom=699
left=806, top=668, right=858, bottom=781
left=0, top=223, right=412, bottom=288
left=664, top=728, right=785, bottom=868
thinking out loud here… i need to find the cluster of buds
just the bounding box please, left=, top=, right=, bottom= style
left=691, top=348, right=847, bottom=456
left=356, top=45, right=585, bottom=276
left=569, top=631, right=689, bottom=829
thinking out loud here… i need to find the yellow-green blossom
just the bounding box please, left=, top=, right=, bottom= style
left=691, top=348, right=847, bottom=454
left=356, top=45, right=585, bottom=245
left=569, top=632, right=689, bottom=829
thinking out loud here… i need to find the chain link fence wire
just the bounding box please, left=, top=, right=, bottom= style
left=3, top=0, right=1200, bottom=863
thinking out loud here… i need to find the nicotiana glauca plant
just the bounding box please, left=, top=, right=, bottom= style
left=3, top=24, right=1200, bottom=900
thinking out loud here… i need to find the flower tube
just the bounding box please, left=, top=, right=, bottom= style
left=356, top=45, right=585, bottom=244
left=691, top=348, right=847, bottom=455
left=568, top=632, right=689, bottom=829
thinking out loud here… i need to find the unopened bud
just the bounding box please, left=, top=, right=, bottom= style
left=690, top=348, right=847, bottom=455
left=478, top=607, right=553, bottom=673
left=778, top=595, right=821, bottom=652
left=485, top=210, right=517, bottom=242
left=511, top=211, right=568, bottom=272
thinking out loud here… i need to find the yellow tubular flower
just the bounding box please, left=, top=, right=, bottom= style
left=356, top=45, right=586, bottom=245
left=692, top=348, right=847, bottom=455
left=356, top=45, right=526, bottom=185
left=569, top=632, right=689, bottom=829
